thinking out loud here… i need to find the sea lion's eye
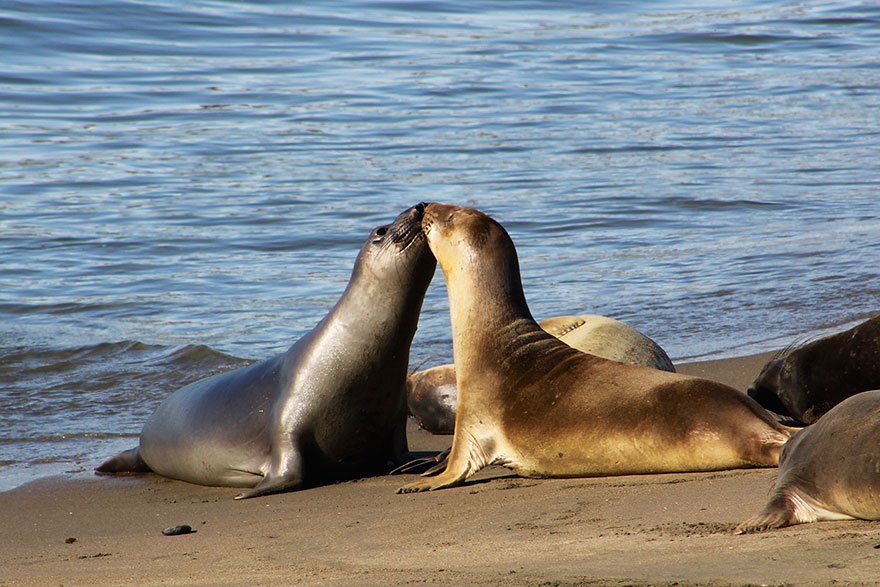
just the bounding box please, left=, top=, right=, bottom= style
left=372, top=226, right=389, bottom=243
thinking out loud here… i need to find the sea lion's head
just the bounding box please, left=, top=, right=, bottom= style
left=421, top=203, right=519, bottom=279
left=420, top=203, right=530, bottom=323
left=349, top=203, right=435, bottom=303
left=748, top=344, right=828, bottom=425
left=747, top=355, right=791, bottom=417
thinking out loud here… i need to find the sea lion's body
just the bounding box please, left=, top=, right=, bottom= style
left=98, top=204, right=436, bottom=498
left=399, top=203, right=792, bottom=493
left=540, top=314, right=674, bottom=372
left=737, top=390, right=880, bottom=533
left=407, top=314, right=674, bottom=434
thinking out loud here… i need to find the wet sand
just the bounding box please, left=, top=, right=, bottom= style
left=3, top=351, right=879, bottom=586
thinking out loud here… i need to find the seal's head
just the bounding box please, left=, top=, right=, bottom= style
left=366, top=202, right=429, bottom=262
left=422, top=204, right=511, bottom=264
left=747, top=343, right=837, bottom=424
left=747, top=354, right=792, bottom=418
left=749, top=316, right=880, bottom=425
left=351, top=202, right=435, bottom=292
left=421, top=203, right=526, bottom=310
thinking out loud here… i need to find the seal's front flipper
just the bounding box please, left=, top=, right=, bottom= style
left=235, top=448, right=304, bottom=499
left=396, top=443, right=481, bottom=493
left=734, top=493, right=797, bottom=534
left=396, top=466, right=468, bottom=493
left=234, top=474, right=304, bottom=499
left=95, top=447, right=152, bottom=474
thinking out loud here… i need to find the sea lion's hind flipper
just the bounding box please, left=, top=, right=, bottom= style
left=95, top=447, right=152, bottom=474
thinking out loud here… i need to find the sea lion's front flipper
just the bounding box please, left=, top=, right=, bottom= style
left=735, top=492, right=798, bottom=534
left=234, top=449, right=303, bottom=500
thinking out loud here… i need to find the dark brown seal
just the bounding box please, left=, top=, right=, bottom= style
left=748, top=315, right=880, bottom=424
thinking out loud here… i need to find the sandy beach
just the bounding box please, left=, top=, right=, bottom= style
left=3, top=351, right=879, bottom=586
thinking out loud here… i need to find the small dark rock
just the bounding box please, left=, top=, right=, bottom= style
left=65, top=537, right=77, bottom=544
left=162, top=524, right=195, bottom=536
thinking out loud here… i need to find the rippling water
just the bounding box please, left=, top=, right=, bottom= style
left=2, top=0, right=879, bottom=491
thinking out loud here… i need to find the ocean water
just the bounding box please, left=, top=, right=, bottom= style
left=1, top=0, right=879, bottom=492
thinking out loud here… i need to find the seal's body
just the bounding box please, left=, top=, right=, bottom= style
left=737, top=390, right=880, bottom=533
left=406, top=365, right=459, bottom=434
left=399, top=203, right=791, bottom=493
left=98, top=204, right=435, bottom=499
left=541, top=314, right=675, bottom=373
left=748, top=315, right=880, bottom=423
left=407, top=314, right=674, bottom=434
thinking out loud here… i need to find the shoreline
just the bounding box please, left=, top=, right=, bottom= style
left=4, top=350, right=879, bottom=586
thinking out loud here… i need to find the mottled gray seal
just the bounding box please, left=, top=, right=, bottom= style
left=97, top=204, right=435, bottom=499
left=736, top=390, right=880, bottom=533
left=398, top=203, right=792, bottom=494
left=407, top=314, right=675, bottom=434
left=748, top=315, right=880, bottom=424
left=540, top=314, right=675, bottom=372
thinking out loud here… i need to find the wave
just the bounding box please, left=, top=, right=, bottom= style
left=0, top=340, right=254, bottom=431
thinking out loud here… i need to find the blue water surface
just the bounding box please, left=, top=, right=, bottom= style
left=1, top=0, right=879, bottom=490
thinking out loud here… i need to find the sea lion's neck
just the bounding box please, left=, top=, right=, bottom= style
left=443, top=257, right=546, bottom=365
left=325, top=253, right=432, bottom=346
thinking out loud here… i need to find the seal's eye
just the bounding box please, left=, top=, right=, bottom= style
left=372, top=225, right=389, bottom=243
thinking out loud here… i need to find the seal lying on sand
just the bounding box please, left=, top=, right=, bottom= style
left=98, top=204, right=435, bottom=499
left=398, top=203, right=793, bottom=494
left=748, top=315, right=880, bottom=424
left=736, top=390, right=880, bottom=533
left=408, top=314, right=674, bottom=434
left=540, top=314, right=675, bottom=372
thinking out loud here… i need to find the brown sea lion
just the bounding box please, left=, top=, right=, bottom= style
left=398, top=203, right=793, bottom=494
left=748, top=315, right=880, bottom=424
left=407, top=314, right=674, bottom=434
left=736, top=390, right=880, bottom=533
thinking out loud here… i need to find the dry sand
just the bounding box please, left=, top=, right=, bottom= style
left=3, top=351, right=880, bottom=586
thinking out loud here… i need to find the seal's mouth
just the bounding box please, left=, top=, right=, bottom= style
left=386, top=202, right=428, bottom=252
left=420, top=202, right=451, bottom=239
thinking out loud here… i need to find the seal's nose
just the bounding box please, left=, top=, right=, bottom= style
left=411, top=202, right=428, bottom=219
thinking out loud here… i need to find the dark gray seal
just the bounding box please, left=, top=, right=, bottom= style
left=748, top=314, right=880, bottom=424
left=97, top=204, right=435, bottom=499
left=736, top=390, right=880, bottom=533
